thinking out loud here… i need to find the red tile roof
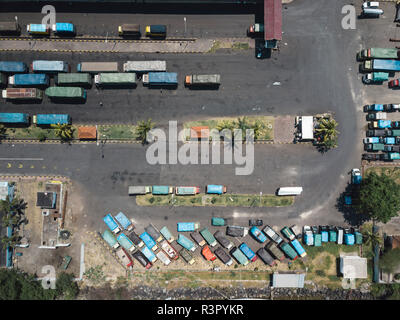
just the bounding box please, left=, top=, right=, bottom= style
left=78, top=126, right=97, bottom=140
left=265, top=0, right=282, bottom=41
left=191, top=126, right=209, bottom=139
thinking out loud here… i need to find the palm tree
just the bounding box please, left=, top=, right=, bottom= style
left=251, top=120, right=265, bottom=140
left=0, top=124, right=6, bottom=139
left=52, top=123, right=74, bottom=141
left=1, top=234, right=20, bottom=250
left=235, top=116, right=251, bottom=141
left=0, top=196, right=27, bottom=216
left=136, top=119, right=155, bottom=144
left=315, top=118, right=339, bottom=143
left=216, top=120, right=235, bottom=132
left=362, top=227, right=383, bottom=248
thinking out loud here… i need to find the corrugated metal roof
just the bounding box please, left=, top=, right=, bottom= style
left=272, top=272, right=305, bottom=288
left=264, top=0, right=282, bottom=41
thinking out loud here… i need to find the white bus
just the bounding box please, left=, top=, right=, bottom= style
left=277, top=187, right=303, bottom=196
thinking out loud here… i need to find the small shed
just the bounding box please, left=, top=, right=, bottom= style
left=300, top=116, right=314, bottom=140
left=0, top=181, right=14, bottom=201
left=78, top=126, right=97, bottom=140
left=340, top=255, right=368, bottom=279
left=190, top=126, right=209, bottom=140
left=36, top=192, right=57, bottom=209
left=272, top=272, right=305, bottom=288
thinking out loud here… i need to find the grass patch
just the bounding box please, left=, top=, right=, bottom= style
left=4, top=125, right=79, bottom=140
left=232, top=42, right=250, bottom=50
left=365, top=166, right=400, bottom=183
left=136, top=193, right=294, bottom=207
left=98, top=125, right=137, bottom=140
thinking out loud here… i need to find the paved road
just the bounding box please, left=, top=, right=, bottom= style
left=0, top=0, right=369, bottom=241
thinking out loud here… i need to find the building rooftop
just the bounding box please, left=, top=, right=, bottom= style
left=272, top=272, right=305, bottom=288
left=190, top=126, right=210, bottom=139
left=340, top=255, right=368, bottom=279
left=36, top=192, right=57, bottom=209
left=78, top=126, right=97, bottom=140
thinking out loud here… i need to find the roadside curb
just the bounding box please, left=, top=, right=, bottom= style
left=0, top=48, right=207, bottom=54
left=0, top=175, right=69, bottom=180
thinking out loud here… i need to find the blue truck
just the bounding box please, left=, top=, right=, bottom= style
left=291, top=239, right=307, bottom=257
left=141, top=246, right=157, bottom=263
left=51, top=23, right=76, bottom=35
left=0, top=113, right=29, bottom=124
left=383, top=137, right=398, bottom=145
left=249, top=226, right=267, bottom=243
left=177, top=222, right=200, bottom=232
left=206, top=185, right=227, bottom=195
left=0, top=61, right=27, bottom=73
left=239, top=243, right=257, bottom=262
left=363, top=59, right=400, bottom=72
left=31, top=60, right=70, bottom=73
left=364, top=104, right=384, bottom=112
left=142, top=72, right=178, bottom=86
left=114, top=212, right=134, bottom=232
left=27, top=23, right=50, bottom=35
left=117, top=233, right=136, bottom=252
left=177, top=234, right=196, bottom=251
left=33, top=114, right=71, bottom=125
left=139, top=231, right=158, bottom=251
left=160, top=226, right=174, bottom=242
left=8, top=74, right=49, bottom=87
left=102, top=229, right=120, bottom=249
left=103, top=213, right=120, bottom=234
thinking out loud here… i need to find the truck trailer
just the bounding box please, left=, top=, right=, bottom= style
left=362, top=59, right=400, bottom=72
left=357, top=48, right=400, bottom=61
left=226, top=225, right=248, bottom=237
left=184, top=74, right=221, bottom=87
left=31, top=60, right=69, bottom=73
left=118, top=24, right=141, bottom=37
left=33, top=114, right=71, bottom=125
left=139, top=231, right=158, bottom=251
left=94, top=73, right=136, bottom=87
left=2, top=88, right=43, bottom=100
left=128, top=186, right=152, bottom=195
left=51, top=23, right=76, bottom=35
left=152, top=185, right=173, bottom=195
left=199, top=228, right=217, bottom=247
left=9, top=74, right=49, bottom=87
left=205, top=185, right=226, bottom=195
left=0, top=21, right=21, bottom=35
left=0, top=61, right=27, bottom=73
left=102, top=229, right=120, bottom=249
left=177, top=222, right=200, bottom=232
left=116, top=233, right=136, bottom=252
left=145, top=224, right=163, bottom=242
left=27, top=24, right=50, bottom=35
left=103, top=213, right=120, bottom=234
left=160, top=226, right=174, bottom=243
left=45, top=87, right=87, bottom=100
left=77, top=62, right=119, bottom=73
left=177, top=234, right=196, bottom=251
left=0, top=113, right=29, bottom=124
left=175, top=186, right=200, bottom=195
left=114, top=212, right=134, bottom=232
left=56, top=73, right=92, bottom=87
left=123, top=60, right=166, bottom=73
left=142, top=72, right=178, bottom=86
left=362, top=72, right=389, bottom=84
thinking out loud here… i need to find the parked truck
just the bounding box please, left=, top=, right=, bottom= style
left=200, top=228, right=217, bottom=247
left=175, top=186, right=201, bottom=195
left=77, top=62, right=119, bottom=73
left=184, top=74, right=221, bottom=87
left=303, top=226, right=314, bottom=246
left=103, top=213, right=120, bottom=234
left=177, top=234, right=196, bottom=251
left=362, top=72, right=389, bottom=84
left=156, top=250, right=171, bottom=266
left=214, top=230, right=233, bottom=249
left=230, top=247, right=249, bottom=266
left=257, top=248, right=276, bottom=266
left=281, top=226, right=296, bottom=241
left=0, top=61, right=27, bottom=73
left=0, top=21, right=21, bottom=35
left=139, top=231, right=158, bottom=251
left=381, top=152, right=400, bottom=161
left=118, top=24, right=140, bottom=37
left=365, top=143, right=385, bottom=151
left=201, top=245, right=217, bottom=261
left=123, top=60, right=166, bottom=73
left=51, top=23, right=76, bottom=35
left=160, top=226, right=174, bottom=243
left=263, top=225, right=283, bottom=244
left=370, top=120, right=392, bottom=129
left=27, top=23, right=50, bottom=35
left=145, top=25, right=166, bottom=38
left=0, top=113, right=29, bottom=124
left=141, top=246, right=157, bottom=263
left=266, top=242, right=285, bottom=261
left=114, top=212, right=134, bottom=232
left=56, top=73, right=92, bottom=87
left=45, top=87, right=87, bottom=100
left=191, top=231, right=206, bottom=247
left=388, top=129, right=400, bottom=136
left=127, top=231, right=144, bottom=248
left=145, top=224, right=163, bottom=242
left=357, top=48, right=400, bottom=61
left=2, top=88, right=43, bottom=100
left=211, top=217, right=226, bottom=226
left=291, top=239, right=307, bottom=257
left=116, top=247, right=133, bottom=268
left=179, top=248, right=195, bottom=265
left=247, top=23, right=264, bottom=36
left=250, top=226, right=267, bottom=243
left=102, top=230, right=120, bottom=249
left=215, top=247, right=233, bottom=266
left=239, top=243, right=257, bottom=262
left=116, top=233, right=136, bottom=252
left=362, top=59, right=400, bottom=72
left=128, top=186, right=152, bottom=195
left=142, top=72, right=178, bottom=86
left=366, top=112, right=387, bottom=120
left=33, top=114, right=71, bottom=125
left=279, top=242, right=298, bottom=260
left=31, top=60, right=69, bottom=73
left=8, top=74, right=49, bottom=87
left=177, top=222, right=200, bottom=232
left=205, top=185, right=226, bottom=195
left=161, top=240, right=179, bottom=260
left=94, top=73, right=136, bottom=87
left=152, top=185, right=173, bottom=195
left=226, top=225, right=248, bottom=237
left=132, top=250, right=152, bottom=269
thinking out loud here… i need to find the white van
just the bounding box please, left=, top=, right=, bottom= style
left=362, top=8, right=384, bottom=16
left=277, top=187, right=303, bottom=196
left=337, top=228, right=344, bottom=245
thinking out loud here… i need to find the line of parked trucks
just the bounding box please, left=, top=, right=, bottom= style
left=0, top=60, right=221, bottom=102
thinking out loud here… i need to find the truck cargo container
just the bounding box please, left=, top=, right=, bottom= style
left=279, top=242, right=298, bottom=260
left=132, top=250, right=152, bottom=269
left=142, top=72, right=178, bottom=86
left=362, top=59, right=400, bottom=72
left=303, top=226, right=314, bottom=246
left=202, top=245, right=216, bottom=261
left=230, top=247, right=249, bottom=266
left=344, top=231, right=355, bottom=245
left=103, top=213, right=120, bottom=234
left=177, top=234, right=196, bottom=251
left=354, top=231, right=363, bottom=245
left=214, top=230, right=233, bottom=249
left=364, top=104, right=384, bottom=112
left=127, top=231, right=144, bottom=248
left=370, top=120, right=392, bottom=129
left=281, top=226, right=296, bottom=240
left=366, top=112, right=387, bottom=121
left=175, top=186, right=200, bottom=195
left=160, top=226, right=174, bottom=243
left=152, top=185, right=173, bottom=195
left=384, top=104, right=400, bottom=112
left=257, top=248, right=276, bottom=266
left=0, top=21, right=21, bottom=35
left=101, top=230, right=120, bottom=249
left=0, top=61, right=27, bottom=73
left=226, top=225, right=248, bottom=237
left=180, top=248, right=195, bottom=265
left=116, top=247, right=133, bottom=268
left=51, top=23, right=75, bottom=35
left=33, top=114, right=71, bottom=125
left=383, top=137, right=398, bottom=144
left=139, top=231, right=157, bottom=251
left=161, top=240, right=179, bottom=260
left=77, top=62, right=118, bottom=73
left=0, top=113, right=29, bottom=124
left=128, top=186, right=152, bottom=195
left=314, top=233, right=322, bottom=246
left=56, top=73, right=92, bottom=87
left=123, top=60, right=166, bottom=73
left=32, top=60, right=69, bottom=73
left=357, top=48, right=399, bottom=61
left=27, top=24, right=50, bottom=35
left=367, top=129, right=386, bottom=137
left=214, top=247, right=233, bottom=265
left=263, top=225, right=283, bottom=244
left=145, top=224, right=163, bottom=242
left=177, top=222, right=200, bottom=232
left=362, top=72, right=389, bottom=84
left=145, top=24, right=166, bottom=37
left=156, top=250, right=171, bottom=265
left=384, top=145, right=400, bottom=152
left=2, top=88, right=43, bottom=100
left=141, top=246, right=157, bottom=263
left=291, top=239, right=307, bottom=258
left=277, top=187, right=303, bottom=196
left=118, top=24, right=140, bottom=37
left=114, top=212, right=133, bottom=232
left=381, top=152, right=400, bottom=161
left=250, top=226, right=267, bottom=243
left=321, top=227, right=329, bottom=242
left=205, top=185, right=226, bottom=194
left=200, top=228, right=217, bottom=247
left=9, top=74, right=49, bottom=87
left=191, top=231, right=206, bottom=246
left=45, top=87, right=86, bottom=100
left=266, top=242, right=285, bottom=261
left=365, top=143, right=385, bottom=151
left=211, top=217, right=226, bottom=226
left=329, top=227, right=337, bottom=242
left=117, top=233, right=136, bottom=252
left=239, top=243, right=257, bottom=262
left=185, top=74, right=221, bottom=87
left=94, top=73, right=136, bottom=87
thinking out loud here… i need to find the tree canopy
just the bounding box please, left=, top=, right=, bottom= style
left=380, top=248, right=400, bottom=274
left=358, top=172, right=400, bottom=223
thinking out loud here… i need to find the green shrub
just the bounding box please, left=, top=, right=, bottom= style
left=315, top=270, right=325, bottom=277
left=37, top=132, right=46, bottom=142
left=148, top=197, right=155, bottom=204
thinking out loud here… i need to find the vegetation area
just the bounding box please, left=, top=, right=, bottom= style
left=136, top=193, right=294, bottom=207
left=315, top=117, right=339, bottom=151
left=0, top=125, right=79, bottom=141
left=379, top=248, right=400, bottom=274
left=98, top=125, right=137, bottom=140
left=370, top=283, right=400, bottom=300
left=184, top=116, right=274, bottom=141
left=0, top=269, right=79, bottom=300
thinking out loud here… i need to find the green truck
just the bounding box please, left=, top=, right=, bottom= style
left=94, top=73, right=137, bottom=87
left=314, top=234, right=322, bottom=247
left=56, top=73, right=92, bottom=87
left=230, top=247, right=249, bottom=266
left=388, top=129, right=400, bottom=137
left=365, top=143, right=385, bottom=151
left=266, top=242, right=285, bottom=261
left=152, top=186, right=174, bottom=195
left=362, top=72, right=389, bottom=84
left=211, top=217, right=226, bottom=226
left=279, top=242, right=298, bottom=260
left=357, top=48, right=400, bottom=61
left=45, top=87, right=87, bottom=100
left=199, top=228, right=217, bottom=247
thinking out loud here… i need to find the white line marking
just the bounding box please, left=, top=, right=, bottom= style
left=0, top=158, right=44, bottom=161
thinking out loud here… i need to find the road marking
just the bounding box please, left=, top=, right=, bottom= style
left=0, top=158, right=44, bottom=161
left=42, top=166, right=46, bottom=169
left=18, top=164, right=23, bottom=168
left=30, top=165, right=35, bottom=169
left=7, top=163, right=11, bottom=168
